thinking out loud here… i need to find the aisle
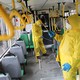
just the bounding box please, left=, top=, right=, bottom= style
left=22, top=49, right=63, bottom=80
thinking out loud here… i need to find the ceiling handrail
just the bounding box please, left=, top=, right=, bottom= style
left=0, top=4, right=14, bottom=41
left=9, top=0, right=26, bottom=30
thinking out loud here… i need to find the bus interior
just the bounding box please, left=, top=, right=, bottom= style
left=0, top=0, right=80, bottom=80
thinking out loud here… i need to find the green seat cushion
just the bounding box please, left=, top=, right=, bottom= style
left=20, top=34, right=30, bottom=48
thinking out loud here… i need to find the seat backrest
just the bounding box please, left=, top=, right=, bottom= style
left=0, top=62, right=5, bottom=74
left=0, top=73, right=11, bottom=80
left=15, top=41, right=27, bottom=55
left=20, top=33, right=29, bottom=47
left=30, top=33, right=34, bottom=45
left=21, top=31, right=27, bottom=34
left=10, top=46, right=25, bottom=64
left=2, top=56, right=21, bottom=78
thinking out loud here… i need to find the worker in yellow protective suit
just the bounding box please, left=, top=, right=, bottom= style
left=59, top=14, right=80, bottom=80
left=54, top=33, right=63, bottom=63
left=32, top=19, right=48, bottom=62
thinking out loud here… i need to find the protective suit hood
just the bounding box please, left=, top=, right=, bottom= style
left=35, top=20, right=42, bottom=26
left=67, top=14, right=80, bottom=30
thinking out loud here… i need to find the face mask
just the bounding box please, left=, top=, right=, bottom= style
left=66, top=22, right=72, bottom=30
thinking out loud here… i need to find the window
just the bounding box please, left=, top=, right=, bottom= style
left=0, top=18, right=8, bottom=56
left=65, top=12, right=69, bottom=17
left=70, top=10, right=76, bottom=15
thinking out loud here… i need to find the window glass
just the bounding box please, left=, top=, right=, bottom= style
left=0, top=18, right=8, bottom=57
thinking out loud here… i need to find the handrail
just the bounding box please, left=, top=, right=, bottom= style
left=9, top=0, right=26, bottom=30
left=17, top=0, right=32, bottom=24
left=22, top=14, right=31, bottom=24
left=12, top=0, right=15, bottom=9
left=0, top=4, right=14, bottom=41
left=17, top=0, right=31, bottom=13
left=75, top=0, right=79, bottom=14
left=62, top=2, right=66, bottom=32
left=10, top=9, right=26, bottom=30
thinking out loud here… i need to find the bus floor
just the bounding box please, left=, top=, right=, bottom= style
left=21, top=48, right=64, bottom=80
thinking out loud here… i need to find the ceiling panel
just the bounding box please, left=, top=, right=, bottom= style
left=42, top=0, right=75, bottom=10
left=0, top=0, right=22, bottom=10
left=28, top=0, right=47, bottom=5
left=27, top=0, right=74, bottom=10
left=28, top=0, right=48, bottom=10
left=31, top=5, right=44, bottom=10
left=0, top=0, right=18, bottom=4
left=0, top=0, right=79, bottom=11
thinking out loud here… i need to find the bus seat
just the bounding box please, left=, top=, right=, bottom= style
left=2, top=55, right=21, bottom=79
left=10, top=46, right=26, bottom=74
left=0, top=73, right=11, bottom=80
left=21, top=31, right=27, bottom=34
left=20, top=33, right=29, bottom=49
left=29, top=33, right=34, bottom=49
left=10, top=46, right=25, bottom=64
left=15, top=41, right=28, bottom=57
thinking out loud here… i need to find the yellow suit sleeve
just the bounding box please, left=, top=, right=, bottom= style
left=54, top=34, right=63, bottom=42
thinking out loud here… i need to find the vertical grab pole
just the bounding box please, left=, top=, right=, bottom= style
left=75, top=0, right=78, bottom=14
left=53, top=18, right=56, bottom=31
left=78, top=67, right=80, bottom=80
left=77, top=0, right=80, bottom=77
left=12, top=0, right=15, bottom=9
left=38, top=59, right=42, bottom=70
left=52, top=6, right=54, bottom=31
left=51, top=18, right=53, bottom=31
left=62, top=2, right=65, bottom=32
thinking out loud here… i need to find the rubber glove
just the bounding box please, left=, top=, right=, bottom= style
left=48, top=31, right=55, bottom=38
left=62, top=63, right=71, bottom=72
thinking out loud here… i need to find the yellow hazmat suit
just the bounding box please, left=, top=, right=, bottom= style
left=32, top=20, right=46, bottom=60
left=54, top=34, right=63, bottom=62
left=59, top=14, right=80, bottom=80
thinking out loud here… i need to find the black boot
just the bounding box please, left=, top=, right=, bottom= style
left=42, top=53, right=49, bottom=56
left=37, top=56, right=41, bottom=59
